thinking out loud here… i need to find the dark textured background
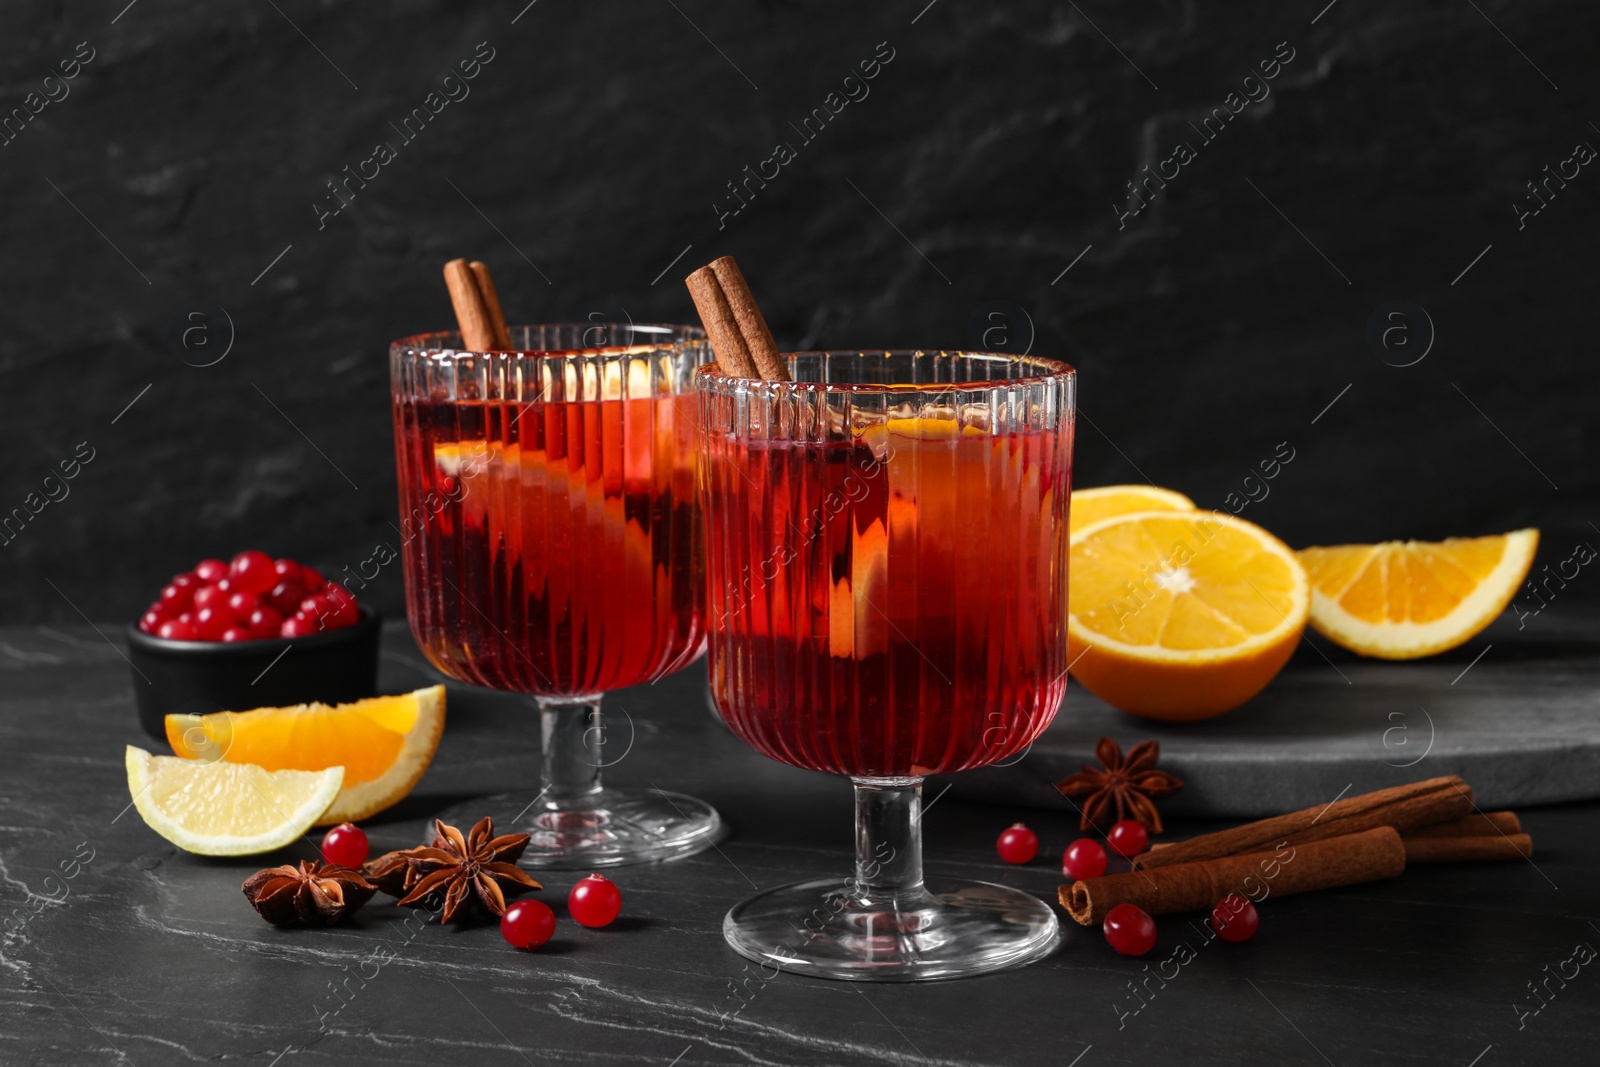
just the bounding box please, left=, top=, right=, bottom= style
left=3, top=0, right=1596, bottom=622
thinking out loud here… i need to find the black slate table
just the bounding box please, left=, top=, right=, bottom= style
left=2, top=622, right=1596, bottom=1066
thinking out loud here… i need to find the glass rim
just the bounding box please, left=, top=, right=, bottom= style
left=695, top=350, right=1076, bottom=394
left=390, top=324, right=706, bottom=360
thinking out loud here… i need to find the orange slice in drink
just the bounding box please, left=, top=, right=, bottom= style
left=1297, top=529, right=1538, bottom=659
left=1068, top=510, right=1308, bottom=721
left=1070, top=484, right=1195, bottom=534
left=166, top=686, right=446, bottom=825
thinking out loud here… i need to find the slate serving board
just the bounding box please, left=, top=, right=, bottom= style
left=943, top=609, right=1600, bottom=817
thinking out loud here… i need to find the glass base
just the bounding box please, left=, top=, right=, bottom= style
left=722, top=877, right=1060, bottom=981
left=431, top=788, right=724, bottom=869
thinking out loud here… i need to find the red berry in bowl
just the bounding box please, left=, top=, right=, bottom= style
left=1107, top=819, right=1149, bottom=858
left=321, top=823, right=369, bottom=869
left=159, top=583, right=192, bottom=610
left=1063, top=838, right=1108, bottom=880
left=170, top=571, right=199, bottom=590
left=1103, top=903, right=1157, bottom=956
left=220, top=626, right=251, bottom=642
left=194, top=559, right=228, bottom=583
left=156, top=618, right=197, bottom=641
left=176, top=611, right=195, bottom=626
left=1212, top=895, right=1259, bottom=943
left=265, top=579, right=304, bottom=614
left=996, top=823, right=1039, bottom=864
left=246, top=605, right=283, bottom=640
left=501, top=899, right=556, bottom=949
left=192, top=584, right=227, bottom=612
left=225, top=589, right=261, bottom=620
left=568, top=874, right=622, bottom=928
left=138, top=610, right=163, bottom=634
left=230, top=550, right=278, bottom=594
left=272, top=558, right=303, bottom=584
left=300, top=566, right=326, bottom=590
left=194, top=606, right=231, bottom=641
left=280, top=613, right=319, bottom=639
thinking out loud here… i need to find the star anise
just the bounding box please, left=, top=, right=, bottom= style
left=1057, top=737, right=1183, bottom=833
left=393, top=817, right=541, bottom=923
left=241, top=861, right=377, bottom=926
left=362, top=849, right=416, bottom=897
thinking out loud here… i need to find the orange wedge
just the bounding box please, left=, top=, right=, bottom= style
left=1297, top=529, right=1538, bottom=659
left=1071, top=484, right=1195, bottom=534
left=166, top=686, right=446, bottom=825
left=1068, top=510, right=1308, bottom=721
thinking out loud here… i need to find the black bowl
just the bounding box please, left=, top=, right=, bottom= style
left=126, top=609, right=382, bottom=740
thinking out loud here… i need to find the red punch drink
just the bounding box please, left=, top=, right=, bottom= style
left=698, top=349, right=1076, bottom=982
left=390, top=324, right=723, bottom=868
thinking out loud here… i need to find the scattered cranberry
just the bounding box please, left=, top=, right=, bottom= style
left=501, top=899, right=556, bottom=949
left=1107, top=819, right=1149, bottom=858
left=996, top=823, right=1039, bottom=865
left=1063, top=838, right=1108, bottom=880
left=221, top=626, right=251, bottom=642
left=280, top=613, right=319, bottom=639
left=195, top=559, right=229, bottom=583
left=321, top=823, right=369, bottom=869
left=1103, top=903, right=1157, bottom=956
left=568, top=874, right=622, bottom=928
left=230, top=550, right=278, bottom=594
left=246, top=605, right=283, bottom=640
left=1212, top=895, right=1259, bottom=943
left=156, top=618, right=197, bottom=641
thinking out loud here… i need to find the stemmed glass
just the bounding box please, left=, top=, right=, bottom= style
left=697, top=350, right=1075, bottom=979
left=390, top=324, right=723, bottom=867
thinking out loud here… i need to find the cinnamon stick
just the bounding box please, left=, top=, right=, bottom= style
left=1062, top=827, right=1406, bottom=926
left=1403, top=833, right=1532, bottom=863
left=684, top=256, right=789, bottom=380
left=443, top=258, right=497, bottom=351
left=1133, top=776, right=1473, bottom=870
left=1404, top=811, right=1520, bottom=838
left=468, top=260, right=513, bottom=350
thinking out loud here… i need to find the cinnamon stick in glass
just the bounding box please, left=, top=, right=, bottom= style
left=1133, top=776, right=1473, bottom=871
left=684, top=256, right=789, bottom=381
left=468, top=260, right=513, bottom=350
left=443, top=258, right=498, bottom=352
left=1062, top=826, right=1407, bottom=926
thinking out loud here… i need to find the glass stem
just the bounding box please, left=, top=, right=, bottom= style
left=852, top=777, right=931, bottom=908
left=537, top=696, right=604, bottom=806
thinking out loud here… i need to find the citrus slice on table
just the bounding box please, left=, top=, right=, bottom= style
left=1297, top=529, right=1538, bottom=659
left=1070, top=484, right=1196, bottom=533
left=125, top=746, right=343, bottom=856
left=1068, top=510, right=1309, bottom=721
left=165, top=686, right=446, bottom=825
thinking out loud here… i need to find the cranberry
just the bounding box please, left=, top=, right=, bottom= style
left=156, top=618, right=197, bottom=641
left=170, top=571, right=199, bottom=590
left=501, top=899, right=556, bottom=949
left=192, top=584, right=227, bottom=612
left=321, top=823, right=369, bottom=869
left=300, top=566, right=326, bottom=590
left=158, top=583, right=192, bottom=610
left=1103, top=903, right=1157, bottom=956
left=138, top=610, right=163, bottom=634
left=996, top=823, right=1039, bottom=864
left=229, top=550, right=278, bottom=594
left=568, top=874, right=622, bottom=928
left=1063, top=838, right=1109, bottom=880
left=220, top=626, right=251, bottom=642
left=225, top=589, right=262, bottom=620
left=280, top=613, right=319, bottom=639
left=176, top=611, right=195, bottom=625
left=246, top=605, right=283, bottom=640
left=1107, top=820, right=1149, bottom=858
left=194, top=559, right=228, bottom=583
left=265, top=579, right=304, bottom=614
left=1212, top=895, right=1259, bottom=943
left=194, top=606, right=231, bottom=641
left=272, top=558, right=303, bottom=585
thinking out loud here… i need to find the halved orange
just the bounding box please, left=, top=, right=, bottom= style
left=166, top=686, right=446, bottom=825
left=1068, top=510, right=1309, bottom=721
left=1297, top=529, right=1538, bottom=659
left=1071, top=484, right=1195, bottom=533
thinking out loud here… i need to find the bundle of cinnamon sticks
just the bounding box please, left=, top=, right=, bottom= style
left=1061, top=776, right=1534, bottom=926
